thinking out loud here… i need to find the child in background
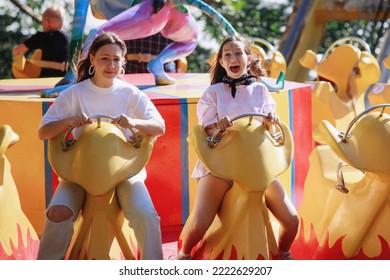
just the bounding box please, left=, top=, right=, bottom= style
left=12, top=7, right=70, bottom=77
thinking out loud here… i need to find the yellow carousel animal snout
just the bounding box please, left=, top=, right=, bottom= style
left=48, top=118, right=154, bottom=259
left=299, top=37, right=380, bottom=132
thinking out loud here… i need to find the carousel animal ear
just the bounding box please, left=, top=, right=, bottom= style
left=299, top=49, right=318, bottom=70
left=268, top=51, right=287, bottom=78
left=313, top=120, right=351, bottom=163
left=0, top=125, right=19, bottom=158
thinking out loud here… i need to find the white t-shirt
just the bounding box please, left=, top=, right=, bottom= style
left=192, top=81, right=276, bottom=179
left=40, top=78, right=165, bottom=139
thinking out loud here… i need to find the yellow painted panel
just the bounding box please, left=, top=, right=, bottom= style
left=0, top=100, right=46, bottom=235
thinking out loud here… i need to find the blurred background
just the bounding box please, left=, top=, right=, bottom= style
left=1, top=0, right=389, bottom=81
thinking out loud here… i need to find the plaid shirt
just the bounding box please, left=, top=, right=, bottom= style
left=125, top=33, right=176, bottom=74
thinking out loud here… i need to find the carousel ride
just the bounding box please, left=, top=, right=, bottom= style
left=2, top=0, right=390, bottom=260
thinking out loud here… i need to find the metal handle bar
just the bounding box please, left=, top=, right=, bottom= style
left=208, top=113, right=286, bottom=148
left=62, top=114, right=140, bottom=151
left=338, top=104, right=390, bottom=143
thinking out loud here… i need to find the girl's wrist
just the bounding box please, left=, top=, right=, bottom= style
left=129, top=118, right=136, bottom=128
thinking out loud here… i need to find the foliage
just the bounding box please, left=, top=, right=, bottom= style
left=0, top=14, right=25, bottom=78
left=1, top=0, right=389, bottom=79
left=186, top=0, right=294, bottom=73
left=320, top=19, right=388, bottom=56
left=1, top=0, right=293, bottom=78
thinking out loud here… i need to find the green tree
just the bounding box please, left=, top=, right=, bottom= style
left=0, top=14, right=26, bottom=78
left=2, top=1, right=388, bottom=79
left=186, top=0, right=294, bottom=73
left=0, top=0, right=296, bottom=78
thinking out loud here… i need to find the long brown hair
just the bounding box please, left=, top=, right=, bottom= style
left=76, top=32, right=126, bottom=83
left=210, top=34, right=267, bottom=84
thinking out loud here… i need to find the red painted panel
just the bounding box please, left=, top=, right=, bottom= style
left=291, top=85, right=312, bottom=208
left=146, top=102, right=183, bottom=227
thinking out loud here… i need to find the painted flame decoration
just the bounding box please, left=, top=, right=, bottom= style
left=0, top=224, right=40, bottom=260
left=1, top=125, right=40, bottom=260
left=292, top=220, right=390, bottom=260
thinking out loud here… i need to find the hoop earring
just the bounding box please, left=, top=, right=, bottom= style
left=117, top=67, right=125, bottom=77
left=88, top=65, right=95, bottom=75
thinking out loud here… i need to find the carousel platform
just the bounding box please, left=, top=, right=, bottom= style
left=0, top=73, right=312, bottom=259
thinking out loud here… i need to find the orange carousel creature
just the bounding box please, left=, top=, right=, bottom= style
left=48, top=115, right=155, bottom=259
left=0, top=125, right=40, bottom=259
left=179, top=113, right=294, bottom=260
left=292, top=105, right=390, bottom=259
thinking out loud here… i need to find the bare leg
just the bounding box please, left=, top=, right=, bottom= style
left=265, top=178, right=299, bottom=257
left=179, top=174, right=231, bottom=258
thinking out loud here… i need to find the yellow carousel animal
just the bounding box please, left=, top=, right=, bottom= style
left=299, top=36, right=380, bottom=131
left=48, top=115, right=154, bottom=259
left=179, top=113, right=294, bottom=259
left=293, top=37, right=387, bottom=260
left=0, top=125, right=40, bottom=259
left=292, top=105, right=390, bottom=259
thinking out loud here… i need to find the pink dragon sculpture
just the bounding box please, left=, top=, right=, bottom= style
left=41, top=0, right=236, bottom=97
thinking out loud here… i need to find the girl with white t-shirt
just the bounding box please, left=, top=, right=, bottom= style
left=37, top=32, right=165, bottom=260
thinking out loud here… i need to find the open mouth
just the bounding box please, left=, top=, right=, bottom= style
left=319, top=75, right=338, bottom=92
left=230, top=66, right=240, bottom=73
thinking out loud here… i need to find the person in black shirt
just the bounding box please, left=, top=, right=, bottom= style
left=12, top=7, right=70, bottom=78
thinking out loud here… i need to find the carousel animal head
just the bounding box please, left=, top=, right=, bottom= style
left=188, top=116, right=294, bottom=192
left=48, top=117, right=154, bottom=196
left=300, top=37, right=380, bottom=101
left=315, top=105, right=390, bottom=175
left=49, top=117, right=152, bottom=260
left=299, top=37, right=380, bottom=131
left=0, top=125, right=39, bottom=259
